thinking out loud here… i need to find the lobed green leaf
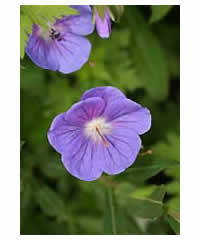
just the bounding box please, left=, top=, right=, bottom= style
left=150, top=5, right=173, bottom=23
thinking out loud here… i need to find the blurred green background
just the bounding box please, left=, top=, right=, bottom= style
left=20, top=6, right=180, bottom=235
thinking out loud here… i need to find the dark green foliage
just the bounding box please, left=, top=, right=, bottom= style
left=20, top=5, right=180, bottom=235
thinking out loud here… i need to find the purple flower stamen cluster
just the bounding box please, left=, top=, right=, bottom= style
left=47, top=86, right=151, bottom=181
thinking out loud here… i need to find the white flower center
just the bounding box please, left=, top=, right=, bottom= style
left=38, top=23, right=62, bottom=41
left=84, top=117, right=112, bottom=146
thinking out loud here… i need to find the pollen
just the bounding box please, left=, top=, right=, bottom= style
left=84, top=117, right=112, bottom=145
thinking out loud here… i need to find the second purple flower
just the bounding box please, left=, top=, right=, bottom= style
left=25, top=5, right=94, bottom=74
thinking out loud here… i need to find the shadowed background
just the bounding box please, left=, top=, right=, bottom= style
left=20, top=5, right=180, bottom=235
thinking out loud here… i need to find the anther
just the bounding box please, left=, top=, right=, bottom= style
left=49, top=28, right=61, bottom=40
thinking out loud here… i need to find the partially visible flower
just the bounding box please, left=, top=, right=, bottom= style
left=25, top=5, right=94, bottom=74
left=94, top=7, right=112, bottom=38
left=47, top=86, right=151, bottom=181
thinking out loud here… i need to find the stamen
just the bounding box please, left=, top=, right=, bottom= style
left=96, top=127, right=109, bottom=147
left=49, top=28, right=61, bottom=40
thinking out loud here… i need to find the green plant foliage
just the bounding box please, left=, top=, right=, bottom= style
left=128, top=6, right=169, bottom=100
left=115, top=184, right=166, bottom=219
left=20, top=15, right=32, bottom=58
left=167, top=210, right=180, bottom=234
left=20, top=5, right=78, bottom=59
left=20, top=5, right=180, bottom=235
left=35, top=184, right=67, bottom=218
left=150, top=5, right=173, bottom=23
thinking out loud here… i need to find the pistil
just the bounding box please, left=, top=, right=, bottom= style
left=96, top=127, right=109, bottom=147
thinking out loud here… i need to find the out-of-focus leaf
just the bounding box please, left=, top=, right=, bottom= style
left=20, top=63, right=46, bottom=96
left=116, top=155, right=178, bottom=183
left=116, top=185, right=165, bottom=219
left=40, top=156, right=65, bottom=179
left=115, top=207, right=144, bottom=234
left=35, top=185, right=66, bottom=218
left=150, top=5, right=173, bottom=23
left=104, top=185, right=143, bottom=234
left=150, top=185, right=166, bottom=202
left=122, top=196, right=163, bottom=219
left=167, top=211, right=180, bottom=234
left=154, top=133, right=180, bottom=162
left=109, top=5, right=125, bottom=21
left=128, top=6, right=169, bottom=100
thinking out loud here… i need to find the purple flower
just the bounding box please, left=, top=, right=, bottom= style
left=25, top=6, right=94, bottom=74
left=48, top=87, right=151, bottom=181
left=94, top=7, right=111, bottom=38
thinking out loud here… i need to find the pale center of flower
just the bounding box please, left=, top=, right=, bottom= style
left=84, top=117, right=112, bottom=146
left=38, top=24, right=62, bottom=41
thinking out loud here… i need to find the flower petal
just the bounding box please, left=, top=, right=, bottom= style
left=55, top=5, right=94, bottom=36
left=95, top=8, right=111, bottom=38
left=47, top=113, right=82, bottom=154
left=61, top=139, right=103, bottom=181
left=101, top=128, right=141, bottom=174
left=103, top=98, right=151, bottom=135
left=64, top=97, right=106, bottom=127
left=81, top=86, right=126, bottom=102
left=26, top=31, right=91, bottom=74
left=48, top=97, right=106, bottom=154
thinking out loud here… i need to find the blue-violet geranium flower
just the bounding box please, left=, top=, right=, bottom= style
left=25, top=5, right=94, bottom=74
left=47, top=86, right=151, bottom=181
left=94, top=7, right=112, bottom=38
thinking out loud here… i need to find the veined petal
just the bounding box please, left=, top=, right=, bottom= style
left=101, top=128, right=141, bottom=174
left=81, top=86, right=126, bottom=102
left=55, top=5, right=94, bottom=36
left=47, top=113, right=82, bottom=154
left=62, top=139, right=103, bottom=181
left=64, top=97, right=106, bottom=127
left=26, top=31, right=91, bottom=74
left=103, top=98, right=151, bottom=135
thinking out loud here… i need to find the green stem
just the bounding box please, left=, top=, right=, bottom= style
left=108, top=187, right=117, bottom=235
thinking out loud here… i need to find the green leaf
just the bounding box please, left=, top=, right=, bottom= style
left=154, top=133, right=180, bottom=163
left=20, top=15, right=32, bottom=59
left=128, top=6, right=169, bottom=100
left=167, top=211, right=180, bottom=234
left=150, top=5, right=173, bottom=23
left=116, top=155, right=178, bottom=183
left=115, top=207, right=143, bottom=234
left=104, top=187, right=117, bottom=234
left=119, top=195, right=164, bottom=219
left=21, top=5, right=78, bottom=28
left=40, top=156, right=66, bottom=179
left=35, top=185, right=66, bottom=218
left=150, top=185, right=166, bottom=202
left=115, top=184, right=166, bottom=219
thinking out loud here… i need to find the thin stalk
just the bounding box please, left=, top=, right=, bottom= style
left=107, top=187, right=117, bottom=235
